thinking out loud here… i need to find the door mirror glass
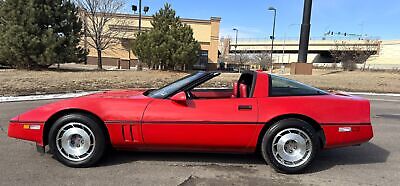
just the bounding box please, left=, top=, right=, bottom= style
left=170, top=91, right=187, bottom=103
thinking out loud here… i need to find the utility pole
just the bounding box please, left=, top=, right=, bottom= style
left=268, top=7, right=277, bottom=73
left=83, top=12, right=88, bottom=65
left=297, top=0, right=312, bottom=63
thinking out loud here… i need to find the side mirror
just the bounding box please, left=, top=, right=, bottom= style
left=170, top=92, right=187, bottom=104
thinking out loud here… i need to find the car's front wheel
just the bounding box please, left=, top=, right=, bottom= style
left=261, top=118, right=319, bottom=174
left=48, top=113, right=106, bottom=167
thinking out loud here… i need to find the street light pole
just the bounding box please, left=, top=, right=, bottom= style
left=268, top=7, right=276, bottom=73
left=132, top=0, right=150, bottom=34
left=132, top=0, right=149, bottom=70
left=138, top=0, right=142, bottom=34
left=233, top=28, right=238, bottom=62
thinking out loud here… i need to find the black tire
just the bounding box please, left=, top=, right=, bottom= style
left=48, top=113, right=106, bottom=167
left=261, top=118, right=319, bottom=174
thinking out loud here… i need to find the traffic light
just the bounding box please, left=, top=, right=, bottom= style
left=325, top=31, right=332, bottom=36
left=132, top=5, right=138, bottom=12
left=144, top=6, right=149, bottom=14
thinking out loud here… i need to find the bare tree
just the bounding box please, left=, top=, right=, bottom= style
left=224, top=51, right=251, bottom=72
left=75, top=0, right=126, bottom=70
left=251, top=51, right=272, bottom=70
left=238, top=52, right=251, bottom=72
left=330, top=40, right=380, bottom=71
left=360, top=40, right=381, bottom=71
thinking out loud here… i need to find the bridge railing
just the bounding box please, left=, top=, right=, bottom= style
left=231, top=36, right=381, bottom=43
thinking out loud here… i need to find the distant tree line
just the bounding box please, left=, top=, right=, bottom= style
left=222, top=50, right=272, bottom=72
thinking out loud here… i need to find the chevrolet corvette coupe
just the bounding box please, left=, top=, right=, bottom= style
left=8, top=71, right=373, bottom=173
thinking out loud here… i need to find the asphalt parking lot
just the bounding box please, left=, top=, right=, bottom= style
left=0, top=95, right=399, bottom=186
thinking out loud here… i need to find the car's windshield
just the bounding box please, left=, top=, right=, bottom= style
left=145, top=71, right=207, bottom=98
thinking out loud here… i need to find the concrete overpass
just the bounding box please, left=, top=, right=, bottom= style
left=228, top=39, right=380, bottom=53
left=220, top=38, right=400, bottom=66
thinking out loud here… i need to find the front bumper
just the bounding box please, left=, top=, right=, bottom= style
left=322, top=124, right=373, bottom=149
left=8, top=121, right=44, bottom=146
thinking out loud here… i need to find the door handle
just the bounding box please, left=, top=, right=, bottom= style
left=238, top=105, right=252, bottom=110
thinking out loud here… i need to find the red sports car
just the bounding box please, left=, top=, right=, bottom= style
left=8, top=71, right=373, bottom=173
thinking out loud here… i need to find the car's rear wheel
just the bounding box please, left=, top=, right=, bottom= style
left=261, top=118, right=319, bottom=174
left=48, top=114, right=106, bottom=167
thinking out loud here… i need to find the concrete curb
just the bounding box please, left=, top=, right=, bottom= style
left=344, top=92, right=400, bottom=97
left=0, top=92, right=99, bottom=103
left=1, top=90, right=400, bottom=103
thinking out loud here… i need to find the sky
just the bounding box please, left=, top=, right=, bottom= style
left=122, top=0, right=400, bottom=40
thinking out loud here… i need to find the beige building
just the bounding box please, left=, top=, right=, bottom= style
left=83, top=13, right=221, bottom=70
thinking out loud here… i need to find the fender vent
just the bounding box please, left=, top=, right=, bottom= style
left=122, top=125, right=134, bottom=142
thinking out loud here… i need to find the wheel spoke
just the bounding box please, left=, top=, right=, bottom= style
left=55, top=122, right=96, bottom=162
left=271, top=127, right=313, bottom=168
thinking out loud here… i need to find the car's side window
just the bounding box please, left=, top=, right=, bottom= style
left=190, top=72, right=255, bottom=100
left=269, top=75, right=327, bottom=97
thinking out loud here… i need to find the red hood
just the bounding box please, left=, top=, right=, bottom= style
left=13, top=88, right=153, bottom=125
left=86, top=89, right=148, bottom=99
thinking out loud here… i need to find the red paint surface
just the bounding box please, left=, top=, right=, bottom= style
left=192, top=90, right=232, bottom=99
left=322, top=124, right=373, bottom=148
left=8, top=72, right=373, bottom=153
left=8, top=122, right=44, bottom=146
left=141, top=98, right=259, bottom=150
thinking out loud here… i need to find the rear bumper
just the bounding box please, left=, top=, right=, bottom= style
left=8, top=121, right=44, bottom=146
left=322, top=124, right=373, bottom=149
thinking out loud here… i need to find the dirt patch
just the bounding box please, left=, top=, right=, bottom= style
left=0, top=69, right=399, bottom=96
left=0, top=70, right=187, bottom=96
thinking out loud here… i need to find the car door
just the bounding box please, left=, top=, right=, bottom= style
left=141, top=97, right=259, bottom=152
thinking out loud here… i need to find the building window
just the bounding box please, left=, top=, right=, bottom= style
left=192, top=50, right=208, bottom=70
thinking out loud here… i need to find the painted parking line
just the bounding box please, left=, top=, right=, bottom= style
left=368, top=98, right=400, bottom=102
left=348, top=92, right=400, bottom=97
